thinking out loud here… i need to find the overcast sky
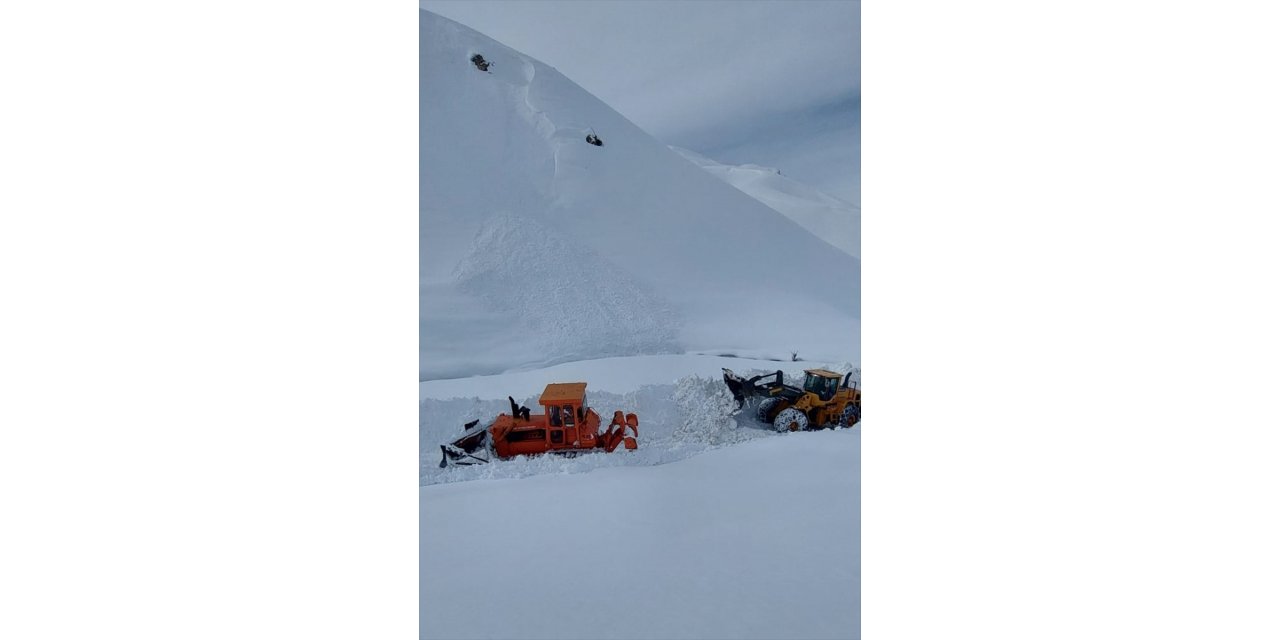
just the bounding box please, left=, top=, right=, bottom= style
left=421, top=0, right=860, bottom=205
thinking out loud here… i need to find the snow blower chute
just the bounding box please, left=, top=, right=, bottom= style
left=439, top=382, right=638, bottom=468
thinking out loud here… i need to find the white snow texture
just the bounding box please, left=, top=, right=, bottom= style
left=672, top=145, right=861, bottom=258
left=453, top=214, right=680, bottom=364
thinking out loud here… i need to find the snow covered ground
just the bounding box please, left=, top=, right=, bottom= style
left=421, top=427, right=860, bottom=640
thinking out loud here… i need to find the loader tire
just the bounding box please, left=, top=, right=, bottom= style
left=756, top=397, right=784, bottom=423
left=773, top=407, right=808, bottom=433
left=840, top=402, right=859, bottom=428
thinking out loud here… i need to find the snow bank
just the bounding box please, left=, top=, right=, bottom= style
left=419, top=354, right=826, bottom=401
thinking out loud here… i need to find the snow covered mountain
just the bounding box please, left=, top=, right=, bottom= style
left=671, top=146, right=861, bottom=258
left=420, top=10, right=859, bottom=379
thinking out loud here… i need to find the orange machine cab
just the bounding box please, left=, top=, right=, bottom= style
left=490, top=382, right=637, bottom=458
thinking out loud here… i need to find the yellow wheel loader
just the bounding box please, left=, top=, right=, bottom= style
left=723, top=368, right=860, bottom=432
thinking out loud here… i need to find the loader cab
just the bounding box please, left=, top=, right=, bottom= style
left=539, top=382, right=592, bottom=450
left=803, top=369, right=843, bottom=402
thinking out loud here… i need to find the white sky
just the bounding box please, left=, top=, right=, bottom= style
left=421, top=0, right=860, bottom=204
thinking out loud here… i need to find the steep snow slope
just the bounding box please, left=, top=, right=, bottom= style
left=420, top=10, right=859, bottom=379
left=672, top=146, right=861, bottom=258
left=453, top=215, right=680, bottom=364
left=420, top=429, right=860, bottom=640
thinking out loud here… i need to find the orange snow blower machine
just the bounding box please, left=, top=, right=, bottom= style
left=439, top=382, right=638, bottom=467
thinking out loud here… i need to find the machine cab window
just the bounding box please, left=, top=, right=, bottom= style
left=803, top=370, right=840, bottom=401
left=539, top=382, right=589, bottom=432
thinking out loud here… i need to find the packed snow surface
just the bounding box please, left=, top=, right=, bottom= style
left=420, top=428, right=860, bottom=640
left=672, top=146, right=861, bottom=258
left=420, top=10, right=859, bottom=379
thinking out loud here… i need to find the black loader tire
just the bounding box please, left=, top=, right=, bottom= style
left=756, top=397, right=784, bottom=423
left=840, top=402, right=859, bottom=428
left=773, top=407, right=808, bottom=433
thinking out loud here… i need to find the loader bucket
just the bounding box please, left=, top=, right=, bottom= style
left=722, top=368, right=786, bottom=407
left=723, top=368, right=748, bottom=405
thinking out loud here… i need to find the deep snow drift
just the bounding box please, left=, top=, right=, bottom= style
left=420, top=428, right=860, bottom=640
left=672, top=146, right=861, bottom=258
left=420, top=10, right=859, bottom=379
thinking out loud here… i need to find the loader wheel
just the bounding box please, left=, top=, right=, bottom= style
left=840, top=402, right=859, bottom=428
left=773, top=407, right=808, bottom=433
left=756, top=397, right=784, bottom=423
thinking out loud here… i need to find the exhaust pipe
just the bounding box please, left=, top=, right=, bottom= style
left=509, top=396, right=531, bottom=421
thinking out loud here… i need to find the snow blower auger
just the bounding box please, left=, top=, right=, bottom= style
left=439, top=382, right=638, bottom=468
left=723, top=368, right=860, bottom=432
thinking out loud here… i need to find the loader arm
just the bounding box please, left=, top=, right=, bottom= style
left=722, top=368, right=802, bottom=406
